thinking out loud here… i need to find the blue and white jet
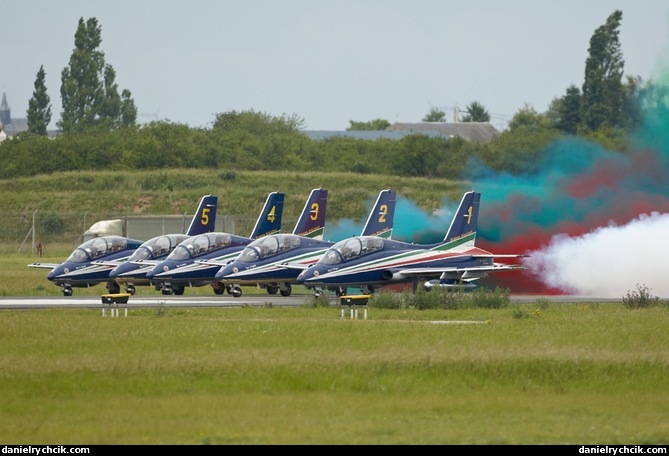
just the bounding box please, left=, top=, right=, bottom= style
left=295, top=191, right=527, bottom=296
left=106, top=194, right=218, bottom=295
left=145, top=191, right=285, bottom=296
left=215, top=189, right=396, bottom=298
left=29, top=235, right=144, bottom=296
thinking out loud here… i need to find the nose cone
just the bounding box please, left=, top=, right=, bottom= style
left=215, top=263, right=236, bottom=281
left=47, top=265, right=66, bottom=282
left=296, top=267, right=314, bottom=284
left=109, top=262, right=140, bottom=280
left=147, top=261, right=172, bottom=279
left=146, top=264, right=160, bottom=280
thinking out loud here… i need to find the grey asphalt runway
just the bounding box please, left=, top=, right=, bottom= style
left=0, top=293, right=623, bottom=310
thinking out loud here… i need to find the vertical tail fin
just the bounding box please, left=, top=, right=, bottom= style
left=292, top=188, right=328, bottom=239
left=249, top=191, right=285, bottom=239
left=360, top=189, right=396, bottom=238
left=186, top=194, right=218, bottom=235
left=441, top=191, right=480, bottom=245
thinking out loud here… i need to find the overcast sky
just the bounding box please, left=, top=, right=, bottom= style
left=4, top=1, right=669, bottom=131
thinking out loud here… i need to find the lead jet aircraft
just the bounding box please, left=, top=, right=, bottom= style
left=215, top=189, right=396, bottom=298
left=295, top=191, right=527, bottom=296
left=106, top=194, right=218, bottom=295
left=28, top=235, right=144, bottom=296
left=145, top=191, right=285, bottom=296
left=198, top=188, right=330, bottom=297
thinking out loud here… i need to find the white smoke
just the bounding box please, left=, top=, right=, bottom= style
left=522, top=211, right=669, bottom=298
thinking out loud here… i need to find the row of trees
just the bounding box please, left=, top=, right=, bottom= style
left=6, top=10, right=668, bottom=182
left=25, top=17, right=137, bottom=136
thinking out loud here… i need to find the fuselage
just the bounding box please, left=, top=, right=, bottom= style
left=146, top=232, right=254, bottom=288
left=215, top=234, right=333, bottom=285
left=295, top=235, right=489, bottom=290
left=47, top=236, right=143, bottom=288
left=109, top=233, right=189, bottom=286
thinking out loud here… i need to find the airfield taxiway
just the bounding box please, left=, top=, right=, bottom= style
left=0, top=293, right=623, bottom=310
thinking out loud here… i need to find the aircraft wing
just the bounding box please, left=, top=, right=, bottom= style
left=399, top=263, right=527, bottom=278
left=277, top=262, right=311, bottom=271
left=130, top=259, right=161, bottom=266
left=93, top=259, right=124, bottom=267
left=194, top=259, right=230, bottom=267
left=27, top=262, right=60, bottom=269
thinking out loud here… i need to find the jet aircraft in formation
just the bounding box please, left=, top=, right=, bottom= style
left=28, top=235, right=144, bottom=296
left=295, top=191, right=528, bottom=296
left=29, top=190, right=526, bottom=297
left=145, top=191, right=285, bottom=295
left=106, top=194, right=218, bottom=294
left=28, top=194, right=219, bottom=296
left=215, top=188, right=396, bottom=298
left=198, top=187, right=330, bottom=297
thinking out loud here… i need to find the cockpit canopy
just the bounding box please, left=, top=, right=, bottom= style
left=129, top=234, right=189, bottom=261
left=167, top=233, right=232, bottom=261
left=236, top=234, right=302, bottom=263
left=319, top=236, right=384, bottom=265
left=66, top=235, right=130, bottom=263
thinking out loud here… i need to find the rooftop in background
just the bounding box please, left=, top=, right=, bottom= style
left=303, top=122, right=499, bottom=144
left=387, top=122, right=500, bottom=144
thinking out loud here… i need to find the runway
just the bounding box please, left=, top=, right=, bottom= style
left=0, top=293, right=623, bottom=310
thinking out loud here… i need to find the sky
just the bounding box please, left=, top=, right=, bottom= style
left=3, top=1, right=669, bottom=131
left=5, top=1, right=669, bottom=299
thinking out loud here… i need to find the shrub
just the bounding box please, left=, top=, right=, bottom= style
left=39, top=211, right=65, bottom=235
left=622, top=283, right=661, bottom=309
left=370, top=290, right=405, bottom=309
left=468, top=286, right=511, bottom=309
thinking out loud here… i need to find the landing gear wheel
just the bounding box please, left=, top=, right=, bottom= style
left=335, top=288, right=346, bottom=297
left=107, top=281, right=120, bottom=294
left=231, top=286, right=242, bottom=298
left=174, top=286, right=185, bottom=296
left=280, top=283, right=292, bottom=297
left=266, top=284, right=279, bottom=295
left=126, top=285, right=136, bottom=295
left=213, top=286, right=225, bottom=295
left=63, top=287, right=73, bottom=297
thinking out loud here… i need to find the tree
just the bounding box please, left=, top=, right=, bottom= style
left=347, top=119, right=391, bottom=131
left=58, top=17, right=137, bottom=133
left=460, top=101, right=490, bottom=122
left=547, top=85, right=581, bottom=135
left=27, top=65, right=52, bottom=135
left=212, top=110, right=304, bottom=134
left=580, top=10, right=625, bottom=132
left=120, top=89, right=138, bottom=128
left=422, top=107, right=446, bottom=122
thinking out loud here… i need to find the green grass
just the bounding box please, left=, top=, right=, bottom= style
left=1, top=171, right=668, bottom=443
left=1, top=304, right=668, bottom=444
left=0, top=168, right=464, bottom=222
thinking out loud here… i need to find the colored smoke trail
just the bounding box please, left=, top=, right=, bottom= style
left=329, top=65, right=669, bottom=298
left=470, top=84, right=669, bottom=297
left=328, top=102, right=669, bottom=298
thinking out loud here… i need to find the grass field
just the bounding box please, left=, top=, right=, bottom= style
left=1, top=302, right=668, bottom=445
left=1, top=236, right=668, bottom=444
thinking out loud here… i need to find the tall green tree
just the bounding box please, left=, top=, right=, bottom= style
left=547, top=85, right=581, bottom=135
left=460, top=101, right=490, bottom=122
left=422, top=107, right=446, bottom=122
left=580, top=10, right=624, bottom=132
left=58, top=17, right=137, bottom=133
left=27, top=65, right=52, bottom=135
left=120, top=89, right=138, bottom=128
